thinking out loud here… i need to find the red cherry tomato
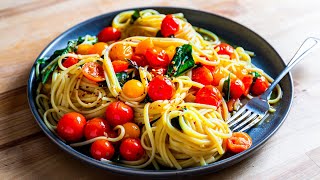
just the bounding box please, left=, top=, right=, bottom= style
left=119, top=138, right=145, bottom=161
left=215, top=43, right=234, bottom=56
left=105, top=101, right=134, bottom=127
left=230, top=79, right=245, bottom=99
left=161, top=14, right=180, bottom=37
left=62, top=57, right=78, bottom=68
left=131, top=54, right=149, bottom=67
left=112, top=60, right=129, bottom=73
left=195, top=85, right=222, bottom=108
left=192, top=66, right=213, bottom=85
left=90, top=139, right=115, bottom=160
left=149, top=67, right=167, bottom=77
left=57, top=112, right=86, bottom=142
left=242, top=75, right=253, bottom=96
left=82, top=62, right=105, bottom=82
left=227, top=132, right=252, bottom=153
left=145, top=47, right=170, bottom=68
left=97, top=27, right=121, bottom=42
left=84, top=117, right=111, bottom=140
left=251, top=76, right=269, bottom=96
left=148, top=76, right=175, bottom=101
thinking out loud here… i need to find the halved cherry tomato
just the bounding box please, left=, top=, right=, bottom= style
left=227, top=132, right=252, bottom=153
left=97, top=27, right=121, bottom=42
left=131, top=54, right=148, bottom=67
left=122, top=79, right=145, bottom=98
left=82, top=62, right=105, bottom=82
left=148, top=76, right=175, bottom=101
left=212, top=67, right=228, bottom=86
left=145, top=47, right=170, bottom=68
left=192, top=66, right=213, bottom=85
left=149, top=67, right=167, bottom=77
left=135, top=38, right=154, bottom=55
left=215, top=43, right=234, bottom=56
left=109, top=43, right=133, bottom=61
left=57, top=112, right=86, bottom=142
left=112, top=60, right=129, bottom=73
left=123, top=122, right=140, bottom=139
left=251, top=76, right=269, bottom=96
left=161, top=14, right=180, bottom=37
left=195, top=85, right=222, bottom=108
left=105, top=101, right=134, bottom=127
left=119, top=138, right=145, bottom=161
left=90, top=139, right=115, bottom=160
left=230, top=79, right=245, bottom=99
left=77, top=44, right=93, bottom=55
left=62, top=57, right=78, bottom=68
left=84, top=117, right=111, bottom=140
left=88, top=42, right=108, bottom=56
left=242, top=75, right=253, bottom=96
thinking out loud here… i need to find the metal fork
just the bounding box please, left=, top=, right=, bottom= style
left=227, top=37, right=320, bottom=132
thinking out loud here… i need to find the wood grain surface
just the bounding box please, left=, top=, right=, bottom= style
left=1, top=0, right=320, bottom=179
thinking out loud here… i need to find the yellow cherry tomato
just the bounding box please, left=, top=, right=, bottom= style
left=123, top=122, right=140, bottom=139
left=88, top=42, right=108, bottom=56
left=165, top=45, right=176, bottom=61
left=77, top=44, right=93, bottom=55
left=109, top=43, right=133, bottom=61
left=135, top=38, right=154, bottom=55
left=122, top=79, right=144, bottom=98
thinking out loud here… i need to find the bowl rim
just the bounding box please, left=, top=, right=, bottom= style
left=27, top=6, right=294, bottom=177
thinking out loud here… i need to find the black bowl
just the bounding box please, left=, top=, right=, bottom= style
left=27, top=7, right=293, bottom=177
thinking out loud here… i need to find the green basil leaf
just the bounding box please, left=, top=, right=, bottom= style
left=131, top=10, right=141, bottom=23
left=116, top=72, right=129, bottom=87
left=167, top=44, right=195, bottom=77
left=223, top=74, right=231, bottom=101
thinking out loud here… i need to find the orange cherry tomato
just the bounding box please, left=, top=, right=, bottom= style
left=227, top=99, right=236, bottom=112
left=84, top=117, right=111, bottom=140
left=230, top=79, right=245, bottom=99
left=212, top=67, right=228, bottom=86
left=62, top=57, right=78, bottom=68
left=192, top=66, right=213, bottom=85
left=109, top=43, right=133, bottom=61
left=161, top=14, right=180, bottom=37
left=123, top=122, right=141, bottom=139
left=88, top=42, right=108, bottom=56
left=82, top=62, right=105, bottom=82
left=90, top=139, right=115, bottom=160
left=145, top=47, right=170, bottom=68
left=242, top=75, right=253, bottom=96
left=227, top=132, right=252, bottom=153
left=77, top=44, right=93, bottom=55
left=97, top=26, right=121, bottom=42
left=165, top=45, right=176, bottom=61
left=56, top=112, right=86, bottom=142
left=215, top=43, right=234, bottom=56
left=195, top=85, right=222, bottom=108
left=131, top=54, right=149, bottom=67
left=251, top=76, right=269, bottom=96
left=135, top=38, right=154, bottom=55
left=112, top=60, right=129, bottom=73
left=119, top=138, right=145, bottom=161
left=148, top=76, right=175, bottom=101
left=105, top=101, right=134, bottom=127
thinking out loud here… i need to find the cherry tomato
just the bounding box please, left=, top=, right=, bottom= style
left=212, top=67, right=228, bottom=86
left=109, top=43, right=133, bottom=61
left=227, top=132, right=252, bottom=153
left=149, top=67, right=167, bottom=77
left=90, top=139, right=115, bottom=160
left=88, top=42, right=108, bottom=56
left=145, top=47, right=170, bottom=68
left=119, top=138, right=144, bottom=161
left=82, top=62, right=105, bottom=82
left=62, top=57, right=78, bottom=68
left=251, top=76, right=269, bottom=96
left=215, top=43, right=234, bottom=56
left=84, top=117, right=111, bottom=140
left=122, top=79, right=145, bottom=98
left=227, top=99, right=236, bottom=112
left=105, top=101, right=134, bottom=127
left=131, top=54, right=148, bottom=67
left=165, top=45, right=176, bottom=61
left=112, top=60, right=129, bottom=73
left=195, top=85, right=222, bottom=108
left=123, top=122, right=140, bottom=139
left=77, top=44, right=93, bottom=55
left=106, top=130, right=120, bottom=147
left=161, top=14, right=180, bottom=37
left=148, top=76, right=175, bottom=101
left=97, top=27, right=121, bottom=42
left=242, top=75, right=253, bottom=96
left=192, top=66, right=213, bottom=85
left=57, top=112, right=86, bottom=142
left=230, top=79, right=245, bottom=99
left=135, top=38, right=154, bottom=55
left=204, top=65, right=215, bottom=72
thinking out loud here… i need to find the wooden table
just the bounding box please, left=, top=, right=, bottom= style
left=1, top=0, right=320, bottom=179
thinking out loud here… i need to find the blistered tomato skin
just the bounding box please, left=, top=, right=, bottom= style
left=119, top=138, right=145, bottom=161
left=84, top=117, right=111, bottom=140
left=161, top=15, right=180, bottom=37
left=147, top=76, right=175, bottom=101
left=105, top=101, right=134, bottom=127
left=195, top=85, right=223, bottom=108
left=57, top=112, right=86, bottom=142
left=123, top=122, right=141, bottom=139
left=230, top=79, right=245, bottom=99
left=145, top=47, right=170, bottom=68
left=109, top=44, right=133, bottom=61
left=90, top=139, right=115, bottom=160
left=192, top=66, right=213, bottom=85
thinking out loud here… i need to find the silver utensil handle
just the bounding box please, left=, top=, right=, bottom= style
left=260, top=37, right=320, bottom=100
